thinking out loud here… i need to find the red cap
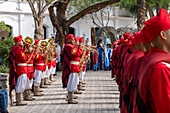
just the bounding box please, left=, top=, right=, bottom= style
left=113, top=40, right=118, bottom=46
left=127, top=40, right=134, bottom=51
left=66, top=34, right=74, bottom=40
left=143, top=8, right=170, bottom=43
left=74, top=36, right=79, bottom=41
left=79, top=37, right=83, bottom=43
left=35, top=40, right=40, bottom=45
left=14, top=35, right=22, bottom=43
left=133, top=32, right=142, bottom=45
left=139, top=26, right=148, bottom=44
left=123, top=33, right=131, bottom=39
left=120, top=37, right=124, bottom=42
left=130, top=35, right=136, bottom=45
left=123, top=39, right=129, bottom=45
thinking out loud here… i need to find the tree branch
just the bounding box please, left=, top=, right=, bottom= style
left=106, top=10, right=110, bottom=26
left=89, top=14, right=101, bottom=28
left=48, top=6, right=60, bottom=32
left=42, top=0, right=59, bottom=13
left=94, top=12, right=103, bottom=26
left=67, top=0, right=120, bottom=27
left=100, top=11, right=104, bottom=27
left=27, top=0, right=39, bottom=22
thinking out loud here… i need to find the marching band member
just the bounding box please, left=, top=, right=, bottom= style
left=61, top=34, right=83, bottom=104
left=78, top=38, right=90, bottom=91
left=9, top=35, right=28, bottom=106
left=50, top=44, right=58, bottom=81
left=23, top=37, right=37, bottom=101
left=33, top=39, right=45, bottom=96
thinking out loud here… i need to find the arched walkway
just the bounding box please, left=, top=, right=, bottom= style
left=9, top=71, right=120, bottom=113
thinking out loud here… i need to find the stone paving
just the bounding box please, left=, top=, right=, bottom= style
left=9, top=70, right=120, bottom=113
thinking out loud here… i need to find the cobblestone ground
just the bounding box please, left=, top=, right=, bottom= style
left=9, top=70, right=120, bottom=113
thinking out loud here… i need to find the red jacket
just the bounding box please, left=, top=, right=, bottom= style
left=134, top=48, right=170, bottom=113
left=34, top=54, right=45, bottom=71
left=47, top=60, right=51, bottom=69
left=15, top=45, right=28, bottom=78
left=71, top=45, right=83, bottom=73
left=52, top=53, right=57, bottom=68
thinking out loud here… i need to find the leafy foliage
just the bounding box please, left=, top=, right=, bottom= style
left=0, top=65, right=9, bottom=73
left=0, top=21, right=11, bottom=32
left=67, top=0, right=114, bottom=15
left=0, top=36, right=14, bottom=66
left=117, top=0, right=170, bottom=18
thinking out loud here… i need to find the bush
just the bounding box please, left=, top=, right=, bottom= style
left=0, top=36, right=14, bottom=73
left=0, top=65, right=9, bottom=73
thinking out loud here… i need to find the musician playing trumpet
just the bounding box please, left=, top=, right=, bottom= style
left=61, top=34, right=83, bottom=104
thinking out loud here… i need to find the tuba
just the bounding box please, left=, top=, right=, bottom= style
left=38, top=40, right=49, bottom=49
left=23, top=36, right=35, bottom=46
left=23, top=36, right=35, bottom=63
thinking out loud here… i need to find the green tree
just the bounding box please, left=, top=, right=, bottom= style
left=0, top=36, right=14, bottom=65
left=48, top=0, right=120, bottom=49
left=118, top=0, right=170, bottom=30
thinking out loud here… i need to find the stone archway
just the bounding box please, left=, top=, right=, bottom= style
left=95, top=26, right=117, bottom=44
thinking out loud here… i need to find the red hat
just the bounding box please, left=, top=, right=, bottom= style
left=120, top=37, right=124, bottom=42
left=123, top=33, right=131, bottom=39
left=35, top=40, right=40, bottom=45
left=113, top=40, right=118, bottom=46
left=66, top=34, right=74, bottom=40
left=14, top=35, right=22, bottom=43
left=143, top=8, right=170, bottom=43
left=74, top=36, right=79, bottom=41
left=79, top=37, right=83, bottom=43
left=123, top=39, right=129, bottom=45
left=118, top=40, right=120, bottom=44
left=130, top=35, right=135, bottom=45
left=139, top=26, right=149, bottom=44
left=127, top=40, right=134, bottom=51
left=133, top=32, right=142, bottom=45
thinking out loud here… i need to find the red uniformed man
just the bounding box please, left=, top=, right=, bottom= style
left=33, top=40, right=45, bottom=96
left=23, top=38, right=37, bottom=101
left=11, top=35, right=28, bottom=106
left=62, top=34, right=83, bottom=104
left=78, top=37, right=90, bottom=91
left=134, top=8, right=170, bottom=113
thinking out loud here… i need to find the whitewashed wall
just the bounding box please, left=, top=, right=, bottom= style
left=0, top=1, right=137, bottom=44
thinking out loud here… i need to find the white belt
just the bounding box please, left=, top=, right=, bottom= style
left=17, top=63, right=27, bottom=66
left=71, top=61, right=79, bottom=65
left=27, top=64, right=33, bottom=66
left=36, top=63, right=44, bottom=66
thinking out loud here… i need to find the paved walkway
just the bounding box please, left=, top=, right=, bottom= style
left=9, top=70, right=120, bottom=113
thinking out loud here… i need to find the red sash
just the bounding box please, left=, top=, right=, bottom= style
left=61, top=44, right=73, bottom=88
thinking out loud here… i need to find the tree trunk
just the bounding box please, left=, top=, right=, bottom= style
left=166, top=2, right=169, bottom=10
left=48, top=0, right=120, bottom=49
left=34, top=14, right=44, bottom=39
left=156, top=0, right=161, bottom=14
left=137, top=0, right=145, bottom=31
left=146, top=1, right=154, bottom=18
